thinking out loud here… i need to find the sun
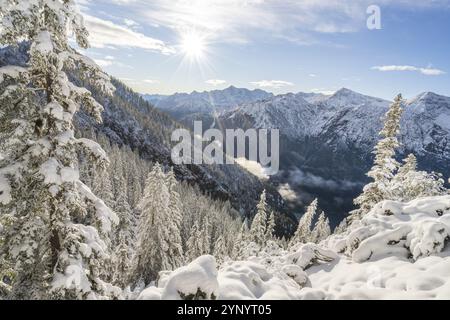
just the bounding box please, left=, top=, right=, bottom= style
left=181, top=31, right=206, bottom=60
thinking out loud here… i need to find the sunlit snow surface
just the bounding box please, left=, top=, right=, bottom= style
left=139, top=195, right=450, bottom=300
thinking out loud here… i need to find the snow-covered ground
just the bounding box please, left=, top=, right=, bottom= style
left=139, top=195, right=450, bottom=300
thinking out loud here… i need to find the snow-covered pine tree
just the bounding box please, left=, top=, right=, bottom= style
left=165, top=168, right=184, bottom=265
left=351, top=94, right=404, bottom=219
left=0, top=0, right=119, bottom=299
left=91, top=166, right=115, bottom=209
left=290, top=199, right=319, bottom=246
left=213, top=235, right=228, bottom=265
left=232, top=218, right=250, bottom=260
left=311, top=211, right=331, bottom=243
left=111, top=175, right=134, bottom=288
left=391, top=154, right=445, bottom=202
left=200, top=215, right=211, bottom=255
left=250, top=190, right=269, bottom=246
left=133, top=164, right=183, bottom=285
left=265, top=211, right=276, bottom=241
left=185, top=221, right=203, bottom=262
left=333, top=219, right=348, bottom=235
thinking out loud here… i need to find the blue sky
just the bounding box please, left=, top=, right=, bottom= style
left=76, top=0, right=450, bottom=100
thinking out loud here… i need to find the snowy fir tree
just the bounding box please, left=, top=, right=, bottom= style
left=133, top=163, right=183, bottom=286
left=0, top=0, right=119, bottom=299
left=391, top=154, right=445, bottom=202
left=200, top=215, right=212, bottom=255
left=311, top=212, right=331, bottom=243
left=164, top=168, right=184, bottom=264
left=185, top=221, right=203, bottom=262
left=265, top=211, right=276, bottom=241
left=352, top=94, right=404, bottom=219
left=290, top=199, right=319, bottom=246
left=213, top=235, right=229, bottom=265
left=111, top=175, right=134, bottom=288
left=249, top=190, right=272, bottom=246
left=232, top=219, right=250, bottom=260
left=333, top=219, right=348, bottom=235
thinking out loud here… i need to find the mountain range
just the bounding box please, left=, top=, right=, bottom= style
left=144, top=87, right=450, bottom=226
left=143, top=86, right=273, bottom=129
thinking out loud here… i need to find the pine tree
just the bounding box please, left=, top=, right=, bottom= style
left=0, top=0, right=119, bottom=299
left=165, top=168, right=184, bottom=265
left=333, top=219, right=348, bottom=235
left=391, top=154, right=445, bottom=202
left=352, top=94, right=404, bottom=219
left=290, top=199, right=319, bottom=246
left=185, top=222, right=203, bottom=262
left=111, top=174, right=134, bottom=288
left=265, top=211, right=276, bottom=241
left=133, top=164, right=183, bottom=286
left=311, top=212, right=331, bottom=243
left=213, top=235, right=228, bottom=265
left=250, top=190, right=269, bottom=246
left=200, top=215, right=211, bottom=255
left=232, top=219, right=250, bottom=260
left=92, top=167, right=115, bottom=209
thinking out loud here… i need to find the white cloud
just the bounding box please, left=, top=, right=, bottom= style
left=308, top=74, right=318, bottom=78
left=83, top=14, right=175, bottom=54
left=93, top=59, right=114, bottom=67
left=143, top=79, right=160, bottom=84
left=119, top=78, right=160, bottom=85
left=126, top=0, right=449, bottom=44
left=123, top=18, right=139, bottom=28
left=372, top=65, right=446, bottom=76
left=310, top=88, right=336, bottom=95
left=278, top=183, right=299, bottom=202
left=235, top=158, right=269, bottom=180
left=205, top=79, right=227, bottom=86
left=250, top=80, right=294, bottom=88
left=79, top=1, right=450, bottom=46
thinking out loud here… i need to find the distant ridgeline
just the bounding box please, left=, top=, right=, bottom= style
left=144, top=87, right=450, bottom=228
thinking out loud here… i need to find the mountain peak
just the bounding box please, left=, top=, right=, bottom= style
left=332, top=88, right=358, bottom=97
left=408, top=92, right=450, bottom=111
left=325, top=88, right=390, bottom=109
left=416, top=91, right=443, bottom=101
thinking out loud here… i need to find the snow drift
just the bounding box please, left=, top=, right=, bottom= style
left=139, top=195, right=450, bottom=300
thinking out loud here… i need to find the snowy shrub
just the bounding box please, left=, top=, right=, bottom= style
left=343, top=196, right=450, bottom=262
left=286, top=243, right=337, bottom=270
left=138, top=255, right=219, bottom=300
left=281, top=265, right=308, bottom=287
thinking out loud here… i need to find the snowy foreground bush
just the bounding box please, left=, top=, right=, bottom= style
left=139, top=195, right=450, bottom=300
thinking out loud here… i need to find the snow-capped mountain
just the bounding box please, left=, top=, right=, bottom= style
left=402, top=92, right=450, bottom=161
left=220, top=88, right=393, bottom=142
left=220, top=88, right=450, bottom=170
left=220, top=93, right=322, bottom=138
left=216, top=88, right=450, bottom=225
left=140, top=85, right=450, bottom=226
left=143, top=86, right=273, bottom=119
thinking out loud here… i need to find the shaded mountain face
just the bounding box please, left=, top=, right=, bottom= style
left=0, top=45, right=297, bottom=236
left=212, top=88, right=450, bottom=226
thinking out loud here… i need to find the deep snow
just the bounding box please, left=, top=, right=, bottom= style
left=139, top=195, right=450, bottom=300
